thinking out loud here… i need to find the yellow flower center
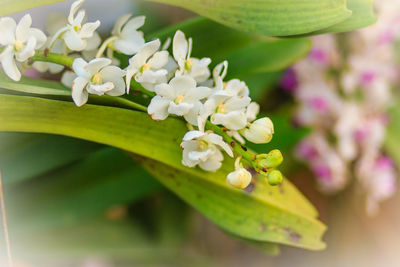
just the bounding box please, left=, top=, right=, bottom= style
left=184, top=58, right=193, bottom=70
left=174, top=95, right=185, bottom=104
left=140, top=63, right=151, bottom=72
left=217, top=104, right=226, bottom=114
left=74, top=24, right=82, bottom=31
left=14, top=40, right=24, bottom=52
left=91, top=73, right=102, bottom=84
left=197, top=140, right=208, bottom=150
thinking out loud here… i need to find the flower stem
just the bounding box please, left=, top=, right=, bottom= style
left=30, top=50, right=74, bottom=68
left=205, top=121, right=258, bottom=170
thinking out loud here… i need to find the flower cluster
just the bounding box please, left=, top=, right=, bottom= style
left=0, top=0, right=283, bottom=189
left=285, top=0, right=399, bottom=215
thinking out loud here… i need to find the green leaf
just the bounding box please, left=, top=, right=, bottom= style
left=7, top=147, right=162, bottom=232
left=147, top=0, right=352, bottom=36
left=0, top=132, right=103, bottom=184
left=385, top=104, right=400, bottom=165
left=0, top=0, right=64, bottom=16
left=313, top=0, right=377, bottom=34
left=135, top=155, right=326, bottom=250
left=0, top=94, right=326, bottom=250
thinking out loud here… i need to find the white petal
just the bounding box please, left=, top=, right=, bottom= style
left=15, top=36, right=36, bottom=62
left=121, top=15, right=145, bottom=34
left=183, top=101, right=202, bottom=125
left=112, top=14, right=132, bottom=36
left=168, top=102, right=193, bottom=116
left=84, top=31, right=101, bottom=51
left=181, top=140, right=200, bottom=167
left=72, top=58, right=90, bottom=78
left=113, top=32, right=145, bottom=55
left=64, top=29, right=86, bottom=51
left=199, top=150, right=223, bottom=172
left=185, top=86, right=212, bottom=101
left=188, top=149, right=213, bottom=162
left=137, top=69, right=167, bottom=84
left=28, top=28, right=47, bottom=49
left=206, top=133, right=233, bottom=157
left=32, top=61, right=49, bottom=72
left=148, top=51, right=169, bottom=69
left=125, top=65, right=137, bottom=93
left=85, top=58, right=111, bottom=75
left=71, top=76, right=89, bottom=106
left=154, top=83, right=176, bottom=99
left=173, top=30, right=188, bottom=63
left=106, top=78, right=125, bottom=96
left=87, top=81, right=114, bottom=95
left=72, top=10, right=85, bottom=27
left=183, top=130, right=205, bottom=141
left=100, top=66, right=126, bottom=96
left=0, top=17, right=16, bottom=45
left=79, top=21, right=100, bottom=39
left=170, top=76, right=196, bottom=96
left=213, top=60, right=228, bottom=80
left=61, top=71, right=77, bottom=87
left=212, top=111, right=248, bottom=131
left=48, top=63, right=64, bottom=74
left=147, top=95, right=171, bottom=121
left=15, top=14, right=32, bottom=43
left=246, top=102, right=259, bottom=122
left=225, top=96, right=251, bottom=112
left=130, top=39, right=160, bottom=66
left=68, top=0, right=85, bottom=25
left=0, top=47, right=20, bottom=81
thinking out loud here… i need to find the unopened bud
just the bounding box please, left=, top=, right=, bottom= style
left=227, top=168, right=252, bottom=189
left=257, top=149, right=283, bottom=169
left=241, top=117, right=274, bottom=144
left=267, top=170, right=283, bottom=186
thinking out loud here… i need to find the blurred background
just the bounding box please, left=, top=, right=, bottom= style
left=1, top=0, right=400, bottom=266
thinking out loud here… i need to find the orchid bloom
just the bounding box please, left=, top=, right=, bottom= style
left=0, top=14, right=46, bottom=81
left=180, top=130, right=233, bottom=172
left=125, top=39, right=169, bottom=93
left=147, top=76, right=211, bottom=125
left=172, top=30, right=211, bottom=83
left=50, top=0, right=100, bottom=51
left=71, top=57, right=126, bottom=106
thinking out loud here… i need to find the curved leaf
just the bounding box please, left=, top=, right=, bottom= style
left=0, top=94, right=325, bottom=249
left=147, top=0, right=352, bottom=36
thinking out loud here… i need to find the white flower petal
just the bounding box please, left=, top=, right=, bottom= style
left=168, top=102, right=193, bottom=116
left=113, top=33, right=144, bottom=55
left=188, top=150, right=214, bottom=162
left=185, top=86, right=212, bottom=101
left=72, top=58, right=90, bottom=78
left=246, top=102, right=259, bottom=122
left=199, top=151, right=223, bottom=172
left=121, top=15, right=145, bottom=34
left=85, top=58, right=111, bottom=75
left=154, top=83, right=176, bottom=99
left=212, top=111, right=248, bottom=131
left=84, top=31, right=101, bottom=51
left=173, top=30, right=188, bottom=63
left=225, top=96, right=251, bottom=112
left=131, top=39, right=160, bottom=66
left=72, top=10, right=85, bottom=27
left=87, top=81, right=114, bottom=95
left=137, top=69, right=167, bottom=84
left=148, top=51, right=169, bottom=69
left=68, top=0, right=85, bottom=25
left=15, top=36, right=36, bottom=62
left=0, top=46, right=20, bottom=81
left=181, top=140, right=200, bottom=167
left=183, top=101, right=202, bottom=126
left=71, top=76, right=89, bottom=106
left=61, top=71, right=77, bottom=87
left=112, top=14, right=132, bottom=36
left=79, top=21, right=100, bottom=39
left=64, top=29, right=86, bottom=51
left=147, top=95, right=171, bottom=121
left=0, top=17, right=16, bottom=45
left=15, top=14, right=32, bottom=43
left=170, top=76, right=196, bottom=96
left=206, top=133, right=233, bottom=157
left=182, top=130, right=204, bottom=141
left=28, top=28, right=47, bottom=49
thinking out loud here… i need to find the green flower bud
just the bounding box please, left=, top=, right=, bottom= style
left=257, top=149, right=283, bottom=169
left=267, top=170, right=283, bottom=186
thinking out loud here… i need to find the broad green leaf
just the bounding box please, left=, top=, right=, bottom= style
left=314, top=0, right=377, bottom=34
left=135, top=156, right=326, bottom=250
left=147, top=0, right=352, bottom=36
left=0, top=0, right=64, bottom=16
left=0, top=132, right=103, bottom=184
left=7, top=147, right=162, bottom=232
left=0, top=94, right=325, bottom=249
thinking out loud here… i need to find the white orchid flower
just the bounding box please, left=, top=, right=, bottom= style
left=148, top=76, right=211, bottom=125
left=240, top=117, right=274, bottom=144
left=70, top=57, right=126, bottom=106
left=226, top=157, right=252, bottom=189
left=180, top=130, right=233, bottom=172
left=198, top=94, right=251, bottom=132
left=49, top=0, right=100, bottom=52
left=125, top=39, right=168, bottom=93
left=110, top=14, right=145, bottom=55
left=0, top=14, right=46, bottom=81
left=212, top=61, right=249, bottom=98
left=172, top=30, right=211, bottom=83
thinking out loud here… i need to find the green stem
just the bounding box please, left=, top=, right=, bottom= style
left=30, top=50, right=74, bottom=68
left=205, top=121, right=258, bottom=170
